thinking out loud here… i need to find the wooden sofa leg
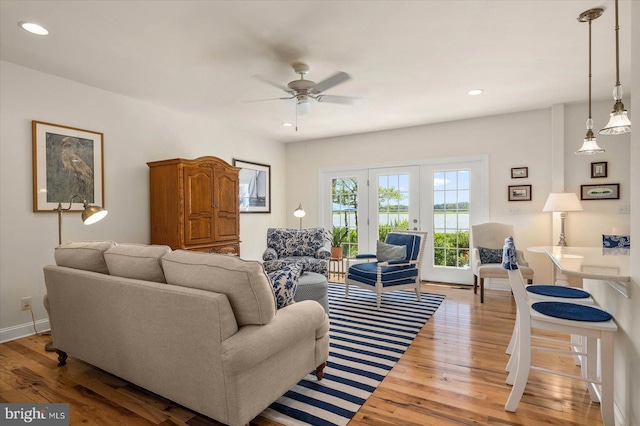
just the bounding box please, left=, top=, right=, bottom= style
left=473, top=275, right=478, bottom=294
left=480, top=278, right=485, bottom=303
left=56, top=349, right=68, bottom=367
left=315, top=362, right=326, bottom=380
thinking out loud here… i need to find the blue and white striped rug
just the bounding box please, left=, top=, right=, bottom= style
left=261, top=283, right=445, bottom=426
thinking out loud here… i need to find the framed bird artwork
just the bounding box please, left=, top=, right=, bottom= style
left=32, top=121, right=104, bottom=212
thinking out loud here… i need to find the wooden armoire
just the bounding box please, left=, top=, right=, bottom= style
left=147, top=156, right=240, bottom=255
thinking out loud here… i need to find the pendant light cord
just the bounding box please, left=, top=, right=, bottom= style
left=614, top=0, right=620, bottom=86
left=588, top=18, right=592, bottom=120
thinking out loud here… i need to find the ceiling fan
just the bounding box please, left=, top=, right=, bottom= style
left=252, top=62, right=358, bottom=117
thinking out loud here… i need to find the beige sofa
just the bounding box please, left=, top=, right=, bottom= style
left=44, top=242, right=329, bottom=426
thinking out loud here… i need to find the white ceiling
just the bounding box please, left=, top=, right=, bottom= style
left=0, top=0, right=632, bottom=143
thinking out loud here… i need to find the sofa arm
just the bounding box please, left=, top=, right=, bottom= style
left=316, top=247, right=331, bottom=260
left=263, top=248, right=278, bottom=262
left=221, top=300, right=328, bottom=373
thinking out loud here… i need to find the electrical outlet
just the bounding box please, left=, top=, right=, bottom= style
left=618, top=205, right=630, bottom=214
left=21, top=297, right=32, bottom=311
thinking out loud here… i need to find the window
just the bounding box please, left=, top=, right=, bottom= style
left=331, top=177, right=359, bottom=257
left=433, top=170, right=470, bottom=268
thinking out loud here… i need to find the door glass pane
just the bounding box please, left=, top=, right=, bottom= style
left=433, top=169, right=470, bottom=269
left=331, top=177, right=358, bottom=257
left=378, top=173, right=410, bottom=242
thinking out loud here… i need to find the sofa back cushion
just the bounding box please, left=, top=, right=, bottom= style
left=161, top=250, right=276, bottom=326
left=104, top=243, right=171, bottom=283
left=267, top=227, right=325, bottom=257
left=55, top=241, right=115, bottom=274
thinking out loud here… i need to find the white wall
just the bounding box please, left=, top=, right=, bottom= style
left=0, top=60, right=286, bottom=340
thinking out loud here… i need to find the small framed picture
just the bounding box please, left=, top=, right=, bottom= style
left=508, top=185, right=532, bottom=201
left=581, top=183, right=620, bottom=200
left=591, top=162, right=608, bottom=178
left=511, top=167, right=528, bottom=179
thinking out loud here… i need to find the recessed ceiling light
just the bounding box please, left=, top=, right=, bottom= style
left=468, top=89, right=484, bottom=96
left=18, top=21, right=49, bottom=36
left=282, top=122, right=293, bottom=127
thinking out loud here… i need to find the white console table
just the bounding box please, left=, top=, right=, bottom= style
left=528, top=246, right=630, bottom=298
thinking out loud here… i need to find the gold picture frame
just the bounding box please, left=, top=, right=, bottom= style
left=32, top=121, right=104, bottom=212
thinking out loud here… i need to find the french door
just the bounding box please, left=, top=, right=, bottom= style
left=367, top=167, right=420, bottom=251
left=421, top=160, right=487, bottom=284
left=322, top=166, right=420, bottom=257
left=321, top=157, right=487, bottom=285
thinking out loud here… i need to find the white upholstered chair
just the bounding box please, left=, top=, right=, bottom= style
left=470, top=222, right=534, bottom=303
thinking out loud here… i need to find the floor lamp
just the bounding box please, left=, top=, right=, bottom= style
left=293, top=203, right=305, bottom=229
left=45, top=195, right=108, bottom=351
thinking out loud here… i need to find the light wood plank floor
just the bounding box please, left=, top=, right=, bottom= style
left=0, top=283, right=604, bottom=426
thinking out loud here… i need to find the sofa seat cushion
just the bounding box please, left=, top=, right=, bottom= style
left=268, top=264, right=302, bottom=309
left=162, top=250, right=276, bottom=326
left=55, top=241, right=115, bottom=274
left=347, top=261, right=418, bottom=287
left=104, top=243, right=171, bottom=283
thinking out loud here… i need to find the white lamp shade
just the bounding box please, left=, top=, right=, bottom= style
left=293, top=203, right=306, bottom=218
left=543, top=193, right=583, bottom=212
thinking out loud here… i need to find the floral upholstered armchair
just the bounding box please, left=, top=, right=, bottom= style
left=262, top=228, right=331, bottom=277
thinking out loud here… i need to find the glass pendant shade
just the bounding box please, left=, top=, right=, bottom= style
left=599, top=86, right=631, bottom=134
left=576, top=116, right=604, bottom=155
left=576, top=136, right=605, bottom=155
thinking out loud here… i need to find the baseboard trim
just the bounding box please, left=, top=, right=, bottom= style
left=0, top=318, right=50, bottom=343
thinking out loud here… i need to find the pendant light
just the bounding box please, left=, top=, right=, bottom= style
left=576, top=8, right=605, bottom=155
left=599, top=0, right=631, bottom=135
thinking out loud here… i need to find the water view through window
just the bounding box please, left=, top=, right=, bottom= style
left=433, top=170, right=470, bottom=268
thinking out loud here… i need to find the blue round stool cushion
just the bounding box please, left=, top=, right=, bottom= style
left=531, top=302, right=612, bottom=322
left=527, top=285, right=590, bottom=299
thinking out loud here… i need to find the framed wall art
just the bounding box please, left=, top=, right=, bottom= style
left=590, top=161, right=608, bottom=178
left=580, top=183, right=620, bottom=200
left=511, top=167, right=528, bottom=179
left=32, top=121, right=104, bottom=212
left=233, top=159, right=271, bottom=213
left=508, top=184, right=532, bottom=201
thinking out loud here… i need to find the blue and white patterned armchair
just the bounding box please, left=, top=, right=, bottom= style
left=262, top=228, right=331, bottom=277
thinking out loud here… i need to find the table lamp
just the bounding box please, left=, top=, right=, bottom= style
left=293, top=203, right=305, bottom=229
left=542, top=193, right=583, bottom=247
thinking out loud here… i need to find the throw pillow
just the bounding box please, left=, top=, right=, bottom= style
left=268, top=263, right=303, bottom=309
left=478, top=246, right=503, bottom=264
left=376, top=241, right=407, bottom=262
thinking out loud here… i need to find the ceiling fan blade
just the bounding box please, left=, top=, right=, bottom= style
left=252, top=75, right=291, bottom=93
left=313, top=71, right=351, bottom=93
left=316, top=95, right=359, bottom=105
left=243, top=97, right=292, bottom=103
